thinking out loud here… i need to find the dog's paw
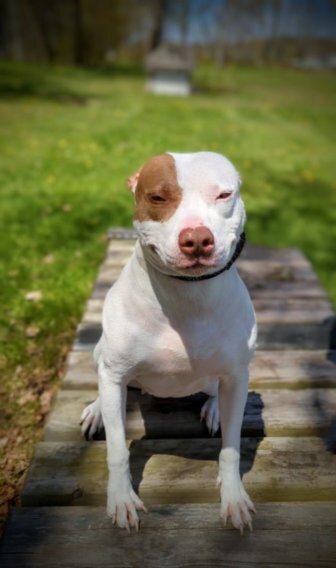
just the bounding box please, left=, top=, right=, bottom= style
left=107, top=483, right=147, bottom=532
left=200, top=396, right=220, bottom=436
left=80, top=399, right=103, bottom=439
left=217, top=474, right=256, bottom=534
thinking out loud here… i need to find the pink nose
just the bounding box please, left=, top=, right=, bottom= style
left=178, top=226, right=215, bottom=258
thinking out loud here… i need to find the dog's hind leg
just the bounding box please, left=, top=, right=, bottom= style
left=80, top=396, right=104, bottom=439
left=201, top=380, right=220, bottom=436
left=80, top=339, right=105, bottom=439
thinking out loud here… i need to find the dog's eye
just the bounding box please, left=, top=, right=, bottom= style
left=216, top=192, right=232, bottom=200
left=149, top=194, right=166, bottom=203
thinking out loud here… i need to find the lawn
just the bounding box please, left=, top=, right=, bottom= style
left=0, top=61, right=335, bottom=523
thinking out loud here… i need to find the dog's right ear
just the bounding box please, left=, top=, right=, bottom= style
left=127, top=168, right=142, bottom=193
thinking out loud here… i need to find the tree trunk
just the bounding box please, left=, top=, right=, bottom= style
left=73, top=0, right=85, bottom=65
left=1, top=0, right=24, bottom=60
left=149, top=0, right=167, bottom=51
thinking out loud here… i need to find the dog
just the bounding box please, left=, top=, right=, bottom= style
left=80, top=151, right=257, bottom=533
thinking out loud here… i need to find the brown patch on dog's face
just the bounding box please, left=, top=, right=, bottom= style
left=134, top=154, right=182, bottom=222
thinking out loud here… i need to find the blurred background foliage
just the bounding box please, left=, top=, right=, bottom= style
left=1, top=0, right=336, bottom=68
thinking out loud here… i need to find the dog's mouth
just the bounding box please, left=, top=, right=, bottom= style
left=143, top=232, right=246, bottom=280
left=149, top=245, right=218, bottom=268
left=170, top=255, right=222, bottom=279
left=178, top=259, right=217, bottom=270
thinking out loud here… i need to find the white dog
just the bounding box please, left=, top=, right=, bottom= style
left=81, top=151, right=257, bottom=533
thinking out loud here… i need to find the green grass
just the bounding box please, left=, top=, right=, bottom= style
left=0, top=61, right=335, bottom=515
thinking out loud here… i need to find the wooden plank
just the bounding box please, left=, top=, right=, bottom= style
left=254, top=298, right=333, bottom=324
left=251, top=350, right=336, bottom=388
left=62, top=351, right=96, bottom=389
left=82, top=297, right=334, bottom=326
left=21, top=437, right=336, bottom=506
left=73, top=320, right=335, bottom=351
left=62, top=350, right=336, bottom=390
left=106, top=241, right=135, bottom=256
left=91, top=281, right=113, bottom=300
left=249, top=280, right=329, bottom=299
left=101, top=253, right=133, bottom=268
left=73, top=323, right=100, bottom=350
left=257, top=320, right=335, bottom=350
left=240, top=244, right=309, bottom=264
left=91, top=279, right=330, bottom=301
left=1, top=503, right=335, bottom=567
left=237, top=260, right=316, bottom=283
left=104, top=246, right=134, bottom=260
left=81, top=299, right=102, bottom=324
left=108, top=228, right=137, bottom=240
left=94, top=265, right=125, bottom=286
left=93, top=259, right=317, bottom=290
left=43, top=388, right=336, bottom=442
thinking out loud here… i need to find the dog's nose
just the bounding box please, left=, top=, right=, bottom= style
left=178, top=226, right=215, bottom=258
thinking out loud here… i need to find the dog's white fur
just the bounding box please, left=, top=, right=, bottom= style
left=81, top=152, right=257, bottom=533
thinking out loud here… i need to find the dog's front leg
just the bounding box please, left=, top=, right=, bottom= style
left=217, top=370, right=256, bottom=533
left=98, top=360, right=146, bottom=532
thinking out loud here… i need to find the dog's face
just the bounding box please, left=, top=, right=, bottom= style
left=129, top=152, right=246, bottom=276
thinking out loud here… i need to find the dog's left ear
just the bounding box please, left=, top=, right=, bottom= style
left=127, top=168, right=142, bottom=193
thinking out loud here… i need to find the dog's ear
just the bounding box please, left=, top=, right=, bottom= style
left=127, top=168, right=142, bottom=193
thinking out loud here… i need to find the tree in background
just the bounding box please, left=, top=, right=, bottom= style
left=0, top=0, right=24, bottom=60
left=0, top=0, right=145, bottom=65
left=149, top=0, right=168, bottom=50
left=0, top=0, right=335, bottom=66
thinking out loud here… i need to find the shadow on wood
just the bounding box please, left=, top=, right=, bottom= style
left=85, top=389, right=265, bottom=500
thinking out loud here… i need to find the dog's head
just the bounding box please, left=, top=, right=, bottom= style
left=128, top=152, right=246, bottom=277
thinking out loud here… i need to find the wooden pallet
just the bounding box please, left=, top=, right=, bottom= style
left=1, top=230, right=336, bottom=567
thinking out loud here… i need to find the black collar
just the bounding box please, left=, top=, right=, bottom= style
left=170, top=232, right=246, bottom=282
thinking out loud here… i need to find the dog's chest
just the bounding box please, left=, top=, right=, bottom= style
left=133, top=318, right=229, bottom=397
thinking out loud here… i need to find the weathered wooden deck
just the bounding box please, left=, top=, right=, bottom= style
left=1, top=229, right=336, bottom=567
